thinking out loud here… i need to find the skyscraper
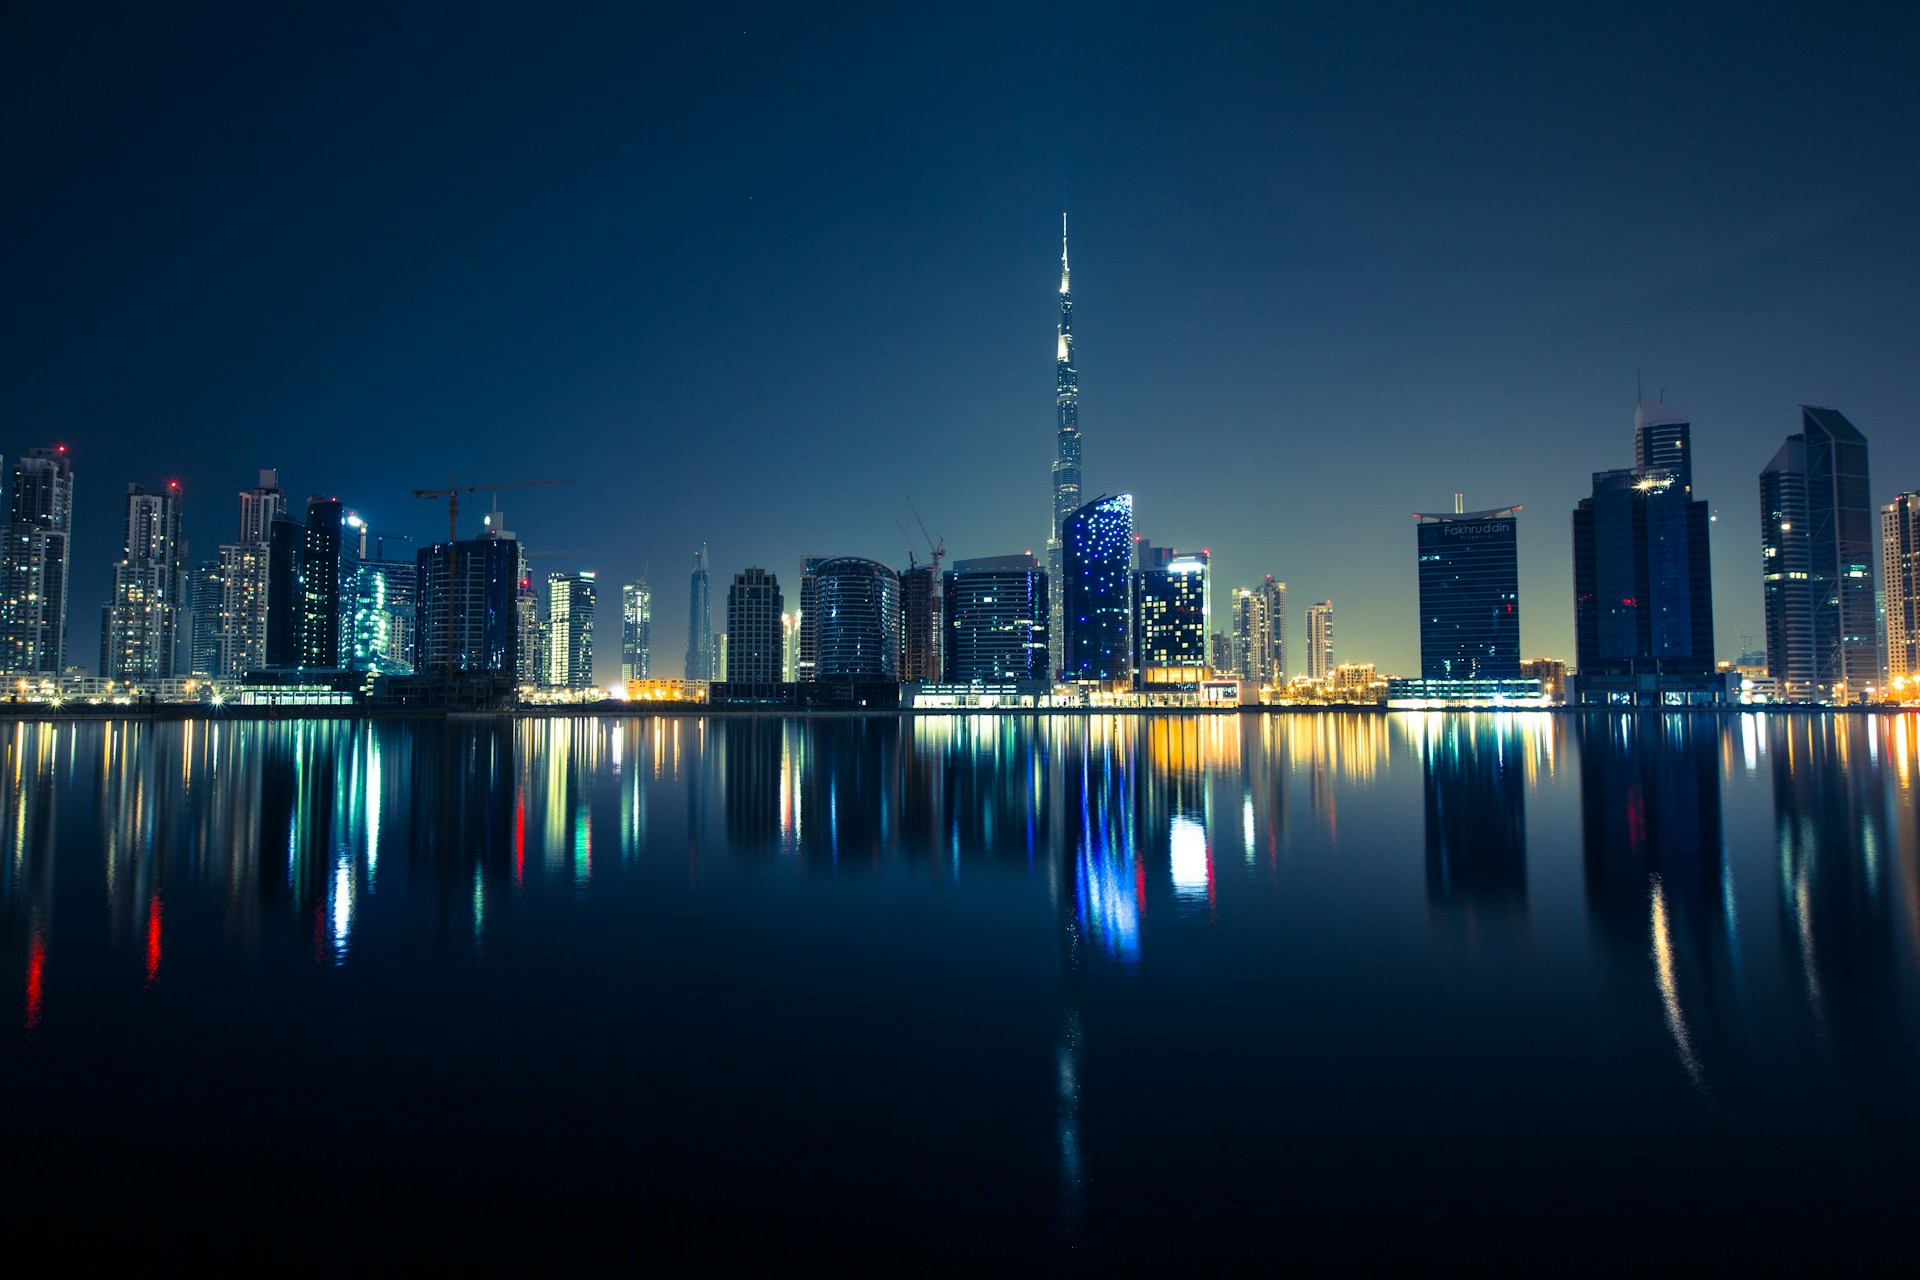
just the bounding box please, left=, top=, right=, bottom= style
left=1881, top=492, right=1918, bottom=689
left=812, top=557, right=900, bottom=678
left=0, top=446, right=74, bottom=676
left=1131, top=544, right=1209, bottom=681
left=1760, top=406, right=1875, bottom=701
left=547, top=571, right=597, bottom=689
left=102, top=481, right=186, bottom=682
left=415, top=537, right=519, bottom=676
left=1414, top=504, right=1521, bottom=681
left=186, top=559, right=224, bottom=677
left=899, top=563, right=940, bottom=681
left=621, top=579, right=651, bottom=681
left=340, top=557, right=417, bottom=673
left=725, top=567, right=784, bottom=685
left=781, top=612, right=800, bottom=681
left=1231, top=577, right=1286, bottom=685
left=1571, top=402, right=1717, bottom=703
left=215, top=469, right=282, bottom=677
left=795, top=554, right=830, bottom=682
left=299, top=497, right=344, bottom=667
left=686, top=545, right=711, bottom=680
left=1305, top=601, right=1334, bottom=681
left=1061, top=493, right=1132, bottom=683
left=264, top=514, right=303, bottom=667
left=942, top=553, right=1049, bottom=684
left=1046, top=215, right=1081, bottom=677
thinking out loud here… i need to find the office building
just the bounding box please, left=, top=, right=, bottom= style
left=686, top=545, right=711, bottom=680
left=1884, top=492, right=1919, bottom=689
left=900, top=563, right=940, bottom=681
left=0, top=446, right=74, bottom=675
left=1572, top=404, right=1721, bottom=704
left=782, top=612, right=800, bottom=681
left=1305, top=601, right=1334, bottom=680
left=1415, top=503, right=1521, bottom=681
left=341, top=557, right=417, bottom=673
left=942, top=553, right=1049, bottom=684
left=725, top=567, right=784, bottom=684
left=299, top=498, right=344, bottom=667
left=1131, top=544, right=1208, bottom=683
left=415, top=537, right=519, bottom=676
left=547, top=571, right=597, bottom=690
left=187, top=559, right=224, bottom=677
left=795, top=554, right=830, bottom=681
left=811, top=557, right=900, bottom=679
left=1760, top=406, right=1875, bottom=701
left=621, top=579, right=651, bottom=681
left=101, top=481, right=186, bottom=682
left=1061, top=493, right=1132, bottom=683
left=1046, top=215, right=1082, bottom=676
left=1209, top=631, right=1231, bottom=674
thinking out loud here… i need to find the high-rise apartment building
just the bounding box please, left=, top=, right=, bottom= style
left=547, top=571, right=597, bottom=690
left=795, top=554, right=830, bottom=682
left=942, top=553, right=1049, bottom=684
left=1131, top=544, right=1208, bottom=681
left=1760, top=406, right=1875, bottom=701
left=299, top=498, right=344, bottom=667
left=899, top=563, right=940, bottom=681
left=214, top=469, right=282, bottom=677
left=1045, top=216, right=1081, bottom=677
left=415, top=537, right=519, bottom=676
left=1061, top=493, right=1132, bottom=683
left=621, top=579, right=651, bottom=681
left=685, top=545, right=711, bottom=680
left=1415, top=504, right=1521, bottom=680
left=1305, top=601, right=1334, bottom=680
left=812, top=557, right=900, bottom=678
left=725, top=567, right=784, bottom=684
left=1883, top=492, right=1919, bottom=688
left=102, top=481, right=186, bottom=682
left=0, top=446, right=74, bottom=675
left=1231, top=577, right=1286, bottom=685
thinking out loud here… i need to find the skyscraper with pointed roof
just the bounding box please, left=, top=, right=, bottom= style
left=1045, top=215, right=1080, bottom=678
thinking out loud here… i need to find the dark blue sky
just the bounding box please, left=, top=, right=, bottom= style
left=6, top=1, right=1917, bottom=679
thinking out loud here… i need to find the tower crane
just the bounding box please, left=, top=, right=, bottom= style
left=906, top=496, right=945, bottom=576
left=411, top=476, right=573, bottom=545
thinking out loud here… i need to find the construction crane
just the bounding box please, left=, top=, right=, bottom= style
left=411, top=476, right=573, bottom=546
left=906, top=496, right=945, bottom=576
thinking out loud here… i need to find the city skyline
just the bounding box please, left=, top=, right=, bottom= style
left=4, top=6, right=1917, bottom=685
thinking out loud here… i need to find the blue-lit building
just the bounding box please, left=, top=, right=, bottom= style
left=415, top=537, right=519, bottom=675
left=341, top=558, right=417, bottom=673
left=811, top=556, right=899, bottom=678
left=942, top=553, right=1049, bottom=683
left=1414, top=505, right=1521, bottom=680
left=685, top=545, right=711, bottom=680
left=1062, top=493, right=1133, bottom=683
left=1571, top=401, right=1723, bottom=705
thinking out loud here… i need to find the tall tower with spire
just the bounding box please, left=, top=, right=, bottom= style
left=1046, top=214, right=1081, bottom=676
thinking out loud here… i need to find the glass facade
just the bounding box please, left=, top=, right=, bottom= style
left=1047, top=217, right=1080, bottom=676
left=341, top=558, right=418, bottom=674
left=725, top=567, right=784, bottom=684
left=1062, top=493, right=1132, bottom=683
left=1760, top=406, right=1875, bottom=700
left=1415, top=507, right=1520, bottom=681
left=942, top=553, right=1049, bottom=683
left=621, top=579, right=651, bottom=681
left=1131, top=546, right=1208, bottom=681
left=1885, top=493, right=1920, bottom=685
left=685, top=546, right=711, bottom=680
left=1574, top=463, right=1713, bottom=678
left=812, top=557, right=900, bottom=679
left=416, top=538, right=519, bottom=675
left=547, top=571, right=597, bottom=689
left=298, top=498, right=344, bottom=668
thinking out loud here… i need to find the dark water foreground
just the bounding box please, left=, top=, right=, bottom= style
left=3, top=712, right=1918, bottom=1266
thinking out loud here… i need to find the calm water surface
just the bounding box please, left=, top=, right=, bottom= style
left=4, top=712, right=1919, bottom=1265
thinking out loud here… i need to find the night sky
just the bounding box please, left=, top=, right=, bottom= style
left=6, top=2, right=1917, bottom=681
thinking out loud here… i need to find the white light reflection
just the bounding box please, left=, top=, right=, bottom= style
left=1171, top=813, right=1208, bottom=903
left=1648, top=874, right=1707, bottom=1097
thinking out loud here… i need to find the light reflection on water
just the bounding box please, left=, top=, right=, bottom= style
left=1, top=710, right=1918, bottom=1264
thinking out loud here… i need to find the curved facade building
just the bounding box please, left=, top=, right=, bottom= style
left=812, top=557, right=900, bottom=678
left=1062, top=493, right=1132, bottom=682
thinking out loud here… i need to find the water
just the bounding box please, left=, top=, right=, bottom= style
left=3, top=711, right=1918, bottom=1265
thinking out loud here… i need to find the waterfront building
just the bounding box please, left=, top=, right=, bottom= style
left=101, top=481, right=186, bottom=682
left=1046, top=215, right=1082, bottom=675
left=686, top=545, right=711, bottom=680
left=1210, top=631, right=1231, bottom=674
left=1414, top=503, right=1521, bottom=681
left=341, top=557, right=417, bottom=673
left=1885, top=492, right=1920, bottom=690
left=900, top=563, right=940, bottom=681
left=942, top=553, right=1049, bottom=683
left=621, top=579, right=651, bottom=681
left=726, top=567, right=784, bottom=684
left=0, top=446, right=74, bottom=675
left=1760, top=406, right=1875, bottom=701
left=186, top=559, right=223, bottom=677
left=1231, top=577, right=1286, bottom=685
left=811, top=557, right=900, bottom=679
left=299, top=497, right=344, bottom=667
left=415, top=537, right=519, bottom=675
left=264, top=515, right=303, bottom=666
left=547, top=571, right=597, bottom=689
left=1572, top=404, right=1720, bottom=703
left=715, top=633, right=728, bottom=681
left=1519, top=658, right=1568, bottom=703
left=782, top=612, right=800, bottom=681
left=795, top=554, right=830, bottom=681
left=1131, top=544, right=1208, bottom=684
left=1305, top=600, right=1334, bottom=680
left=213, top=469, right=282, bottom=678
left=1061, top=493, right=1132, bottom=683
